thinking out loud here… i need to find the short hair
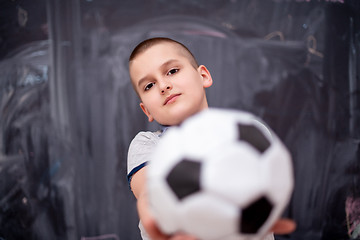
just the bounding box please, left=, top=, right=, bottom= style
left=129, top=37, right=199, bottom=68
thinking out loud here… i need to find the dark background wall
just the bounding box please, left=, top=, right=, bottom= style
left=0, top=0, right=359, bottom=239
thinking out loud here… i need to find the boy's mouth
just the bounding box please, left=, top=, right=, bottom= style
left=164, top=94, right=181, bottom=105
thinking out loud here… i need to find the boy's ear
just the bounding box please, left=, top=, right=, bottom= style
left=270, top=218, right=296, bottom=235
left=197, top=65, right=213, bottom=88
left=140, top=102, right=154, bottom=122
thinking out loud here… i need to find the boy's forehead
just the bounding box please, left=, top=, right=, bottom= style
left=132, top=42, right=192, bottom=67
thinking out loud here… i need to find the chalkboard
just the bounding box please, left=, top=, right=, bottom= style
left=0, top=0, right=359, bottom=239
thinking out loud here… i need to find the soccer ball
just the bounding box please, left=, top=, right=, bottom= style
left=147, top=108, right=294, bottom=240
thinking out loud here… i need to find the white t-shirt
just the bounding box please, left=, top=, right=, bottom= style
left=127, top=131, right=162, bottom=240
left=127, top=131, right=161, bottom=186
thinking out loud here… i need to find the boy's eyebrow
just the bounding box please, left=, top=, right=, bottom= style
left=137, top=59, right=180, bottom=88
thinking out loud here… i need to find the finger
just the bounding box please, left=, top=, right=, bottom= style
left=169, top=233, right=198, bottom=240
left=271, top=218, right=296, bottom=235
left=144, top=219, right=170, bottom=240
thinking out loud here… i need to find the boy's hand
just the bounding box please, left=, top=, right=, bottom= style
left=132, top=167, right=197, bottom=240
left=142, top=216, right=197, bottom=240
left=169, top=233, right=198, bottom=240
left=141, top=216, right=168, bottom=240
left=138, top=187, right=197, bottom=240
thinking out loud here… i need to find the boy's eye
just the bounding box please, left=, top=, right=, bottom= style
left=167, top=68, right=179, bottom=76
left=144, top=82, right=155, bottom=91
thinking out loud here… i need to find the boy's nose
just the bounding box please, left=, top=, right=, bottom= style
left=160, top=81, right=172, bottom=94
left=161, top=86, right=171, bottom=94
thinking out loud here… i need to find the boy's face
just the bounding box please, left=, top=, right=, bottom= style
left=129, top=42, right=212, bottom=126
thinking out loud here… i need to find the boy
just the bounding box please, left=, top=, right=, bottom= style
left=127, top=37, right=295, bottom=240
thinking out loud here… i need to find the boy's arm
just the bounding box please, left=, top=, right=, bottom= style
left=131, top=166, right=169, bottom=240
left=131, top=167, right=197, bottom=240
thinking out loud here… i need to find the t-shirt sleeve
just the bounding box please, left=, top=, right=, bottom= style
left=127, top=131, right=159, bottom=188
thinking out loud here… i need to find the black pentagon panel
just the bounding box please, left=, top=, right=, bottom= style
left=237, top=123, right=270, bottom=153
left=240, top=196, right=273, bottom=234
left=166, top=159, right=202, bottom=200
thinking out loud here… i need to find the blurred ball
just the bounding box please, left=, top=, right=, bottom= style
left=148, top=108, right=294, bottom=240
